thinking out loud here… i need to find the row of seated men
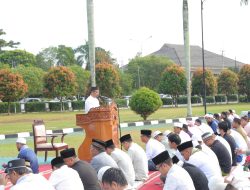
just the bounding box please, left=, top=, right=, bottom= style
left=1, top=110, right=250, bottom=190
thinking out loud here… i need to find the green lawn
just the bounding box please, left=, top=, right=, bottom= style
left=0, top=103, right=249, bottom=134
left=0, top=124, right=171, bottom=158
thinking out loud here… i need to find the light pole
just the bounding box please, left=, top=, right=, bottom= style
left=201, top=0, right=207, bottom=114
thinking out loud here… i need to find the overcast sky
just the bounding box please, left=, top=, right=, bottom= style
left=0, top=0, right=249, bottom=66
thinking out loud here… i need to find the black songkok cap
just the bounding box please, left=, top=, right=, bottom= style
left=5, top=159, right=26, bottom=173
left=171, top=155, right=180, bottom=164
left=91, top=86, right=99, bottom=92
left=60, top=148, right=76, bottom=158
left=120, top=134, right=132, bottom=143
left=141, top=129, right=152, bottom=136
left=152, top=150, right=170, bottom=165
left=51, top=157, right=64, bottom=167
left=105, top=139, right=114, bottom=148
left=177, top=141, right=193, bottom=152
left=92, top=139, right=106, bottom=148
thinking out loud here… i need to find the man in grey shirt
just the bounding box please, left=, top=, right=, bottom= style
left=90, top=139, right=118, bottom=172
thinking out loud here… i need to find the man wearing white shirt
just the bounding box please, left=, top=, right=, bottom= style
left=140, top=129, right=165, bottom=171
left=49, top=157, right=84, bottom=190
left=173, top=122, right=191, bottom=143
left=120, top=134, right=148, bottom=181
left=152, top=150, right=195, bottom=190
left=177, top=141, right=222, bottom=184
left=84, top=86, right=100, bottom=113
left=105, top=139, right=135, bottom=187
left=3, top=159, right=55, bottom=190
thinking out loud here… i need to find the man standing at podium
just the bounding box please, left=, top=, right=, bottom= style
left=85, top=86, right=100, bottom=113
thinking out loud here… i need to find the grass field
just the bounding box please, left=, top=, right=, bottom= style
left=0, top=103, right=249, bottom=134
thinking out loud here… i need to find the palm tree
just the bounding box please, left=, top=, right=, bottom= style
left=183, top=0, right=192, bottom=117
left=86, top=0, right=96, bottom=87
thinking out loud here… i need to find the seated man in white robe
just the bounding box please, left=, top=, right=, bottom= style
left=105, top=139, right=135, bottom=187
left=173, top=122, right=191, bottom=143
left=140, top=129, right=165, bottom=171
left=49, top=157, right=84, bottom=190
left=152, top=150, right=195, bottom=190
left=120, top=134, right=148, bottom=181
left=177, top=140, right=222, bottom=184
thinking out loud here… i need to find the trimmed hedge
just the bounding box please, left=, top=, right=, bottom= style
left=239, top=95, right=248, bottom=103
left=49, top=102, right=69, bottom=111
left=227, top=94, right=238, bottom=102
left=72, top=101, right=84, bottom=110
left=115, top=99, right=127, bottom=107
left=161, top=98, right=173, bottom=105
left=215, top=95, right=226, bottom=102
left=191, top=96, right=202, bottom=104
left=25, top=102, right=45, bottom=112
left=0, top=102, right=21, bottom=113
left=206, top=96, right=215, bottom=103
left=175, top=96, right=202, bottom=104
left=177, top=97, right=187, bottom=104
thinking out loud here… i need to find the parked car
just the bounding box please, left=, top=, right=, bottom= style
left=19, top=98, right=42, bottom=103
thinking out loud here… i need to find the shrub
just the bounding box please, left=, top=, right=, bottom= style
left=239, top=95, right=248, bottom=103
left=227, top=94, right=238, bottom=102
left=206, top=96, right=215, bottom=103
left=0, top=102, right=21, bottom=113
left=115, top=99, right=127, bottom=107
left=49, top=102, right=69, bottom=111
left=129, top=87, right=162, bottom=120
left=215, top=95, right=226, bottom=102
left=72, top=101, right=84, bottom=110
left=177, top=96, right=187, bottom=104
left=191, top=96, right=202, bottom=104
left=25, top=102, right=45, bottom=112
left=161, top=98, right=173, bottom=105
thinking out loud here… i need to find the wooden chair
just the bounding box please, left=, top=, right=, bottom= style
left=32, top=120, right=68, bottom=161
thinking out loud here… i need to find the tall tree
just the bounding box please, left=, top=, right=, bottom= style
left=0, top=29, right=20, bottom=52
left=238, top=64, right=250, bottom=101
left=217, top=69, right=239, bottom=98
left=96, top=63, right=121, bottom=98
left=0, top=50, right=36, bottom=68
left=158, top=64, right=187, bottom=107
left=86, top=0, right=96, bottom=87
left=119, top=72, right=133, bottom=96
left=44, top=66, right=77, bottom=111
left=56, top=45, right=76, bottom=66
left=0, top=69, right=28, bottom=114
left=75, top=43, right=116, bottom=69
left=183, top=0, right=192, bottom=116
left=35, top=47, right=58, bottom=70
left=69, top=65, right=90, bottom=98
left=127, top=55, right=173, bottom=90
left=13, top=66, right=45, bottom=97
left=192, top=68, right=217, bottom=96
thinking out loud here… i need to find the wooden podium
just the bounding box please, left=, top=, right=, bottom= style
left=76, top=102, right=120, bottom=161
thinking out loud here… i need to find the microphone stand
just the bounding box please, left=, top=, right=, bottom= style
left=116, top=103, right=122, bottom=149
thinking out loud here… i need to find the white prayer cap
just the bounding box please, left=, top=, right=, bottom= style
left=152, top=130, right=163, bottom=138
left=232, top=109, right=236, bottom=114
left=204, top=114, right=213, bottom=119
left=173, top=122, right=183, bottom=128
left=97, top=166, right=111, bottom=181
left=16, top=137, right=26, bottom=144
